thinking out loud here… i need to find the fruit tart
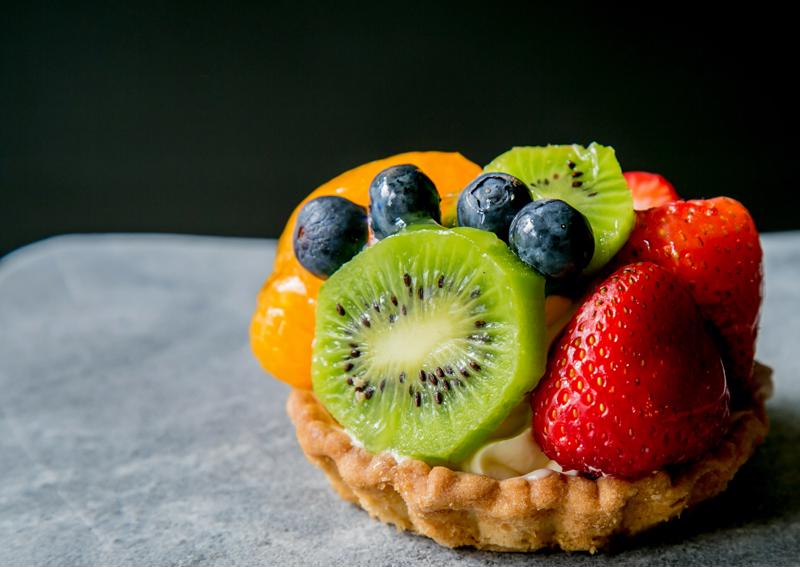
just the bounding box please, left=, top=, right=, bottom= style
left=250, top=145, right=770, bottom=552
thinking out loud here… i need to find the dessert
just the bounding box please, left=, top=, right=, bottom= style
left=250, top=145, right=769, bottom=552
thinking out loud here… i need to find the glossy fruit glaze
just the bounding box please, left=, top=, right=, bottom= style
left=250, top=152, right=481, bottom=388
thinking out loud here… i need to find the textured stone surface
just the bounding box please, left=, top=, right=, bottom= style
left=1, top=233, right=798, bottom=566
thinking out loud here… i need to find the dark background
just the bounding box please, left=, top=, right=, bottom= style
left=1, top=3, right=794, bottom=257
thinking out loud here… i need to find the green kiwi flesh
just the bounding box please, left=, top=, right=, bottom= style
left=485, top=143, right=634, bottom=272
left=311, top=226, right=545, bottom=464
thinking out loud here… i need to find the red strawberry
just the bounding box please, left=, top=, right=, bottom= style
left=615, top=197, right=763, bottom=392
left=532, top=262, right=729, bottom=479
left=624, top=171, right=680, bottom=210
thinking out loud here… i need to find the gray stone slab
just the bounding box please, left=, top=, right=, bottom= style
left=1, top=233, right=798, bottom=566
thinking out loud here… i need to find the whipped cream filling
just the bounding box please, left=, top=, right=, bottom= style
left=343, top=295, right=578, bottom=481
left=463, top=425, right=550, bottom=479
left=456, top=295, right=577, bottom=480
left=462, top=426, right=577, bottom=480
left=459, top=401, right=551, bottom=479
left=457, top=397, right=579, bottom=480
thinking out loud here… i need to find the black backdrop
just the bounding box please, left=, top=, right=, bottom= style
left=1, top=3, right=794, bottom=257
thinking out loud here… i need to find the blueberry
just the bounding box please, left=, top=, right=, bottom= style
left=456, top=173, right=531, bottom=242
left=508, top=199, right=594, bottom=280
left=293, top=196, right=368, bottom=279
left=368, top=165, right=441, bottom=239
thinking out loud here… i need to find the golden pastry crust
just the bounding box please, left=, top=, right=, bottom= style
left=287, top=363, right=772, bottom=552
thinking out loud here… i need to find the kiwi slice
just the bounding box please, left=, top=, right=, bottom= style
left=311, top=226, right=545, bottom=464
left=485, top=143, right=634, bottom=272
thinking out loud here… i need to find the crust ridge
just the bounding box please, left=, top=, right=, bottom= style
left=287, top=363, right=772, bottom=552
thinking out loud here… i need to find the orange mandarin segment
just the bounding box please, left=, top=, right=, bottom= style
left=250, top=151, right=481, bottom=388
left=250, top=264, right=321, bottom=387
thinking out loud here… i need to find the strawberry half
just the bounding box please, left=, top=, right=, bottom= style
left=615, top=197, right=763, bottom=392
left=532, top=262, right=730, bottom=478
left=624, top=171, right=680, bottom=210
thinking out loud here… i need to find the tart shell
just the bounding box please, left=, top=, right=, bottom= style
left=287, top=363, right=772, bottom=552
